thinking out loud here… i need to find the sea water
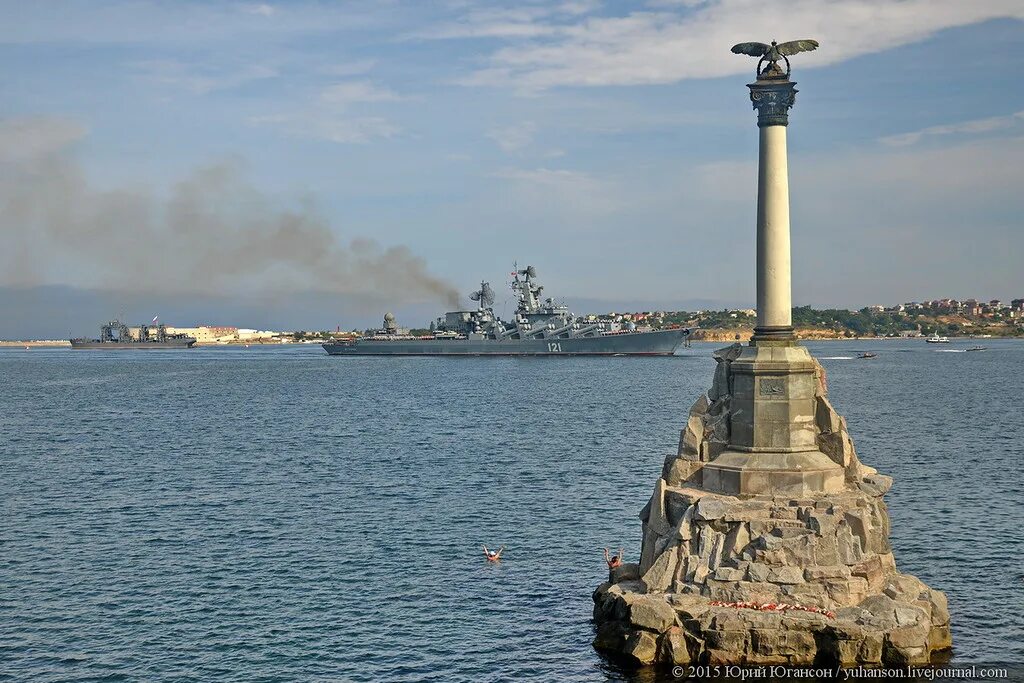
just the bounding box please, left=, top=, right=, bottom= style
left=2, top=340, right=1022, bottom=681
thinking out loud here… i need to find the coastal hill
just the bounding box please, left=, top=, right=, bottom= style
left=656, top=298, right=1024, bottom=341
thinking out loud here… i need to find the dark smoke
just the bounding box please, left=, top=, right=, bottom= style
left=0, top=117, right=460, bottom=309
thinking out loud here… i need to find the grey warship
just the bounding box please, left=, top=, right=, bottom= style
left=322, top=266, right=690, bottom=356
left=70, top=320, right=196, bottom=349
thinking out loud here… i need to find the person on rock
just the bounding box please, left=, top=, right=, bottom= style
left=482, top=545, right=504, bottom=562
left=604, top=547, right=624, bottom=570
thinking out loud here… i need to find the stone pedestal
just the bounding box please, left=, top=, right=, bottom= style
left=700, top=342, right=844, bottom=496
left=591, top=347, right=952, bottom=668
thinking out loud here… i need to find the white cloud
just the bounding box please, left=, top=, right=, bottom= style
left=319, top=59, right=378, bottom=77
left=487, top=121, right=536, bottom=153
left=251, top=114, right=400, bottom=144
left=243, top=3, right=276, bottom=18
left=320, top=81, right=402, bottom=107
left=0, top=2, right=387, bottom=45
left=407, top=1, right=599, bottom=39
left=490, top=166, right=625, bottom=216
left=447, top=0, right=1024, bottom=88
left=880, top=110, right=1024, bottom=146
left=253, top=79, right=403, bottom=143
left=132, top=59, right=278, bottom=94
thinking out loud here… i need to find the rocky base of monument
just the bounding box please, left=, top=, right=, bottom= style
left=592, top=345, right=952, bottom=669
left=593, top=568, right=950, bottom=668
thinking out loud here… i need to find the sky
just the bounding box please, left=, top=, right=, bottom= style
left=1, top=0, right=1022, bottom=336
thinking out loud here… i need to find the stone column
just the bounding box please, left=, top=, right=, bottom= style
left=751, top=79, right=796, bottom=339
left=698, top=75, right=843, bottom=496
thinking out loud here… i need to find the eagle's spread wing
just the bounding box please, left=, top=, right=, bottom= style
left=731, top=42, right=770, bottom=57
left=777, top=39, right=819, bottom=56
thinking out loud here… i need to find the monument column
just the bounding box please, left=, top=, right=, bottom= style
left=592, top=41, right=952, bottom=669
left=698, top=71, right=843, bottom=496
left=751, top=78, right=797, bottom=339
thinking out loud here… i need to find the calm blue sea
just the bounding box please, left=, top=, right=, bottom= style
left=1, top=340, right=1022, bottom=682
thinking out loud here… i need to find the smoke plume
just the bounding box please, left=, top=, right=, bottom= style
left=0, top=117, right=460, bottom=309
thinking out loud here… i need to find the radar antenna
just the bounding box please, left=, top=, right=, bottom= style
left=469, top=281, right=496, bottom=308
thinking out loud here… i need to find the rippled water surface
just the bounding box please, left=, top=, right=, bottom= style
left=2, top=340, right=1022, bottom=681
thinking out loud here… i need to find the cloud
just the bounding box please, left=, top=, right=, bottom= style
left=447, top=0, right=1024, bottom=88
left=132, top=59, right=278, bottom=94
left=251, top=113, right=400, bottom=143
left=318, top=59, right=378, bottom=77
left=253, top=79, right=403, bottom=143
left=320, top=80, right=402, bottom=107
left=487, top=121, right=536, bottom=153
left=880, top=110, right=1024, bottom=146
left=243, top=3, right=276, bottom=17
left=0, top=2, right=387, bottom=45
left=0, top=117, right=457, bottom=306
left=490, top=166, right=625, bottom=217
left=408, top=1, right=599, bottom=40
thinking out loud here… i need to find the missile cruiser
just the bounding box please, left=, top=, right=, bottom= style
left=71, top=320, right=196, bottom=349
left=322, top=265, right=691, bottom=356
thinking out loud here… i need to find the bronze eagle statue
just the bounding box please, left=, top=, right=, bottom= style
left=731, top=39, right=819, bottom=79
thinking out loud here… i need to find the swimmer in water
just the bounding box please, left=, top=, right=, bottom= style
left=482, top=545, right=505, bottom=562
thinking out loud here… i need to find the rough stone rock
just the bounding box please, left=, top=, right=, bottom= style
left=724, top=522, right=751, bottom=557
left=851, top=555, right=887, bottom=593
left=674, top=504, right=695, bottom=541
left=663, top=458, right=704, bottom=487
left=697, top=526, right=726, bottom=570
left=713, top=566, right=746, bottom=582
left=837, top=523, right=864, bottom=564
left=639, top=523, right=658, bottom=574
left=641, top=545, right=679, bottom=593
left=622, top=630, right=659, bottom=665
left=647, top=478, right=672, bottom=536
left=680, top=414, right=705, bottom=457
left=593, top=620, right=627, bottom=652
left=611, top=563, right=641, bottom=583
left=746, top=563, right=771, bottom=583
left=628, top=595, right=677, bottom=632
left=669, top=593, right=712, bottom=620
left=860, top=594, right=900, bottom=626
left=805, top=565, right=851, bottom=581
left=695, top=497, right=730, bottom=521
left=689, top=393, right=710, bottom=419
left=767, top=566, right=805, bottom=585
left=926, top=589, right=950, bottom=626
left=815, top=395, right=842, bottom=434
left=659, top=625, right=692, bottom=665
left=705, top=628, right=749, bottom=652
left=859, top=474, right=893, bottom=497
left=929, top=623, right=953, bottom=651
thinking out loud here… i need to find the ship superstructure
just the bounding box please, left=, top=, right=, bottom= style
left=323, top=265, right=690, bottom=356
left=70, top=320, right=197, bottom=349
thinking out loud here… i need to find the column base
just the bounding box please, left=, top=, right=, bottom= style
left=699, top=448, right=844, bottom=496
left=752, top=325, right=795, bottom=341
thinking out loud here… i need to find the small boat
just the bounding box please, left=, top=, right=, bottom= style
left=925, top=333, right=950, bottom=344
left=857, top=352, right=877, bottom=359
left=965, top=346, right=987, bottom=352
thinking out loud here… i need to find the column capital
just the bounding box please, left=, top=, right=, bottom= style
left=748, top=79, right=797, bottom=127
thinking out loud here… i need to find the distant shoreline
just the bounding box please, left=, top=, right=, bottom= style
left=2, top=336, right=1017, bottom=347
